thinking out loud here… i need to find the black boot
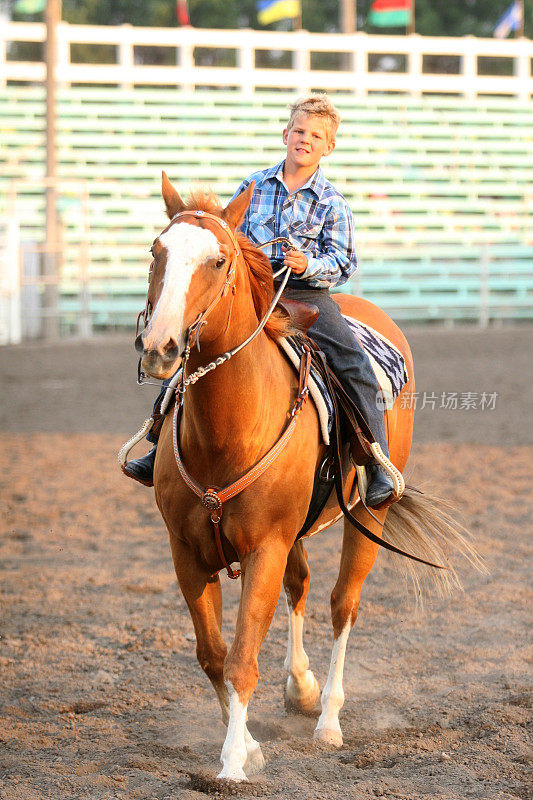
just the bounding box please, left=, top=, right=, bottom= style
left=123, top=445, right=157, bottom=487
left=365, top=461, right=395, bottom=508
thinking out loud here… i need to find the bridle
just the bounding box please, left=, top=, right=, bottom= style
left=137, top=211, right=292, bottom=391
left=137, top=209, right=238, bottom=353
left=176, top=210, right=239, bottom=352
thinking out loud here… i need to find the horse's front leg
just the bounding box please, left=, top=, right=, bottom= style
left=168, top=535, right=267, bottom=777
left=283, top=540, right=320, bottom=713
left=167, top=536, right=229, bottom=720
left=219, top=540, right=290, bottom=782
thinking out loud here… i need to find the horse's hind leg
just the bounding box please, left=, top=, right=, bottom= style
left=283, top=540, right=320, bottom=713
left=314, top=506, right=387, bottom=747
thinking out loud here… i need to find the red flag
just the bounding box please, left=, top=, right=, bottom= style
left=176, top=0, right=190, bottom=25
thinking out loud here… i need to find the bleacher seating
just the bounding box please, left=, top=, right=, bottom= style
left=1, top=85, right=532, bottom=331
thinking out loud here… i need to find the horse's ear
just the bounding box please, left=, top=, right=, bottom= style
left=222, top=181, right=255, bottom=230
left=162, top=171, right=185, bottom=219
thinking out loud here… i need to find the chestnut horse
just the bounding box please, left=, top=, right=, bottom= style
left=132, top=173, right=479, bottom=782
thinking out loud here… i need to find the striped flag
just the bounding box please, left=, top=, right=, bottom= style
left=368, top=0, right=412, bottom=28
left=494, top=1, right=522, bottom=38
left=256, top=0, right=300, bottom=26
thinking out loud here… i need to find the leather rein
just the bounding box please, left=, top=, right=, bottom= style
left=173, top=347, right=311, bottom=579
left=145, top=211, right=307, bottom=580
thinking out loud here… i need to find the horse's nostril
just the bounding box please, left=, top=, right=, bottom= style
left=134, top=333, right=144, bottom=354
left=162, top=337, right=179, bottom=356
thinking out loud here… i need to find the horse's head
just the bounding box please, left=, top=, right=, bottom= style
left=136, top=172, right=255, bottom=379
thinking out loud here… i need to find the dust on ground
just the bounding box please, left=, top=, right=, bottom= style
left=0, top=327, right=531, bottom=800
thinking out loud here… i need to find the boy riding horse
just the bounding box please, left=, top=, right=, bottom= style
left=125, top=94, right=396, bottom=508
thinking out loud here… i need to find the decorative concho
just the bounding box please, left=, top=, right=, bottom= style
left=202, top=489, right=222, bottom=512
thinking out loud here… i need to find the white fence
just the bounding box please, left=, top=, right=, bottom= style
left=1, top=21, right=532, bottom=99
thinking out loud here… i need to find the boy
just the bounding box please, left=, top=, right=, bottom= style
left=125, top=94, right=395, bottom=507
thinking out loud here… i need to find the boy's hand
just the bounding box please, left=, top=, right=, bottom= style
left=282, top=246, right=308, bottom=275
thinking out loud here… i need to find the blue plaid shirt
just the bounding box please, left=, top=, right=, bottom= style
left=231, top=160, right=357, bottom=289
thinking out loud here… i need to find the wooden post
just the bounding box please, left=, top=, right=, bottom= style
left=44, top=0, right=61, bottom=339
left=340, top=0, right=356, bottom=73
left=408, top=0, right=415, bottom=35
left=340, top=0, right=356, bottom=33
left=517, top=0, right=524, bottom=38
left=294, top=1, right=302, bottom=31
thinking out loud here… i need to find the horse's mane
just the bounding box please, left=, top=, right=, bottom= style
left=182, top=191, right=291, bottom=340
left=235, top=232, right=292, bottom=340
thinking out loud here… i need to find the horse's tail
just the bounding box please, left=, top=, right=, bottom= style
left=381, top=486, right=487, bottom=599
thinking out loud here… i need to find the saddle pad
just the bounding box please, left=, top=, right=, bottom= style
left=279, top=338, right=333, bottom=445
left=343, top=316, right=409, bottom=410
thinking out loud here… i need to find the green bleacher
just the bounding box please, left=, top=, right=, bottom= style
left=1, top=85, right=532, bottom=331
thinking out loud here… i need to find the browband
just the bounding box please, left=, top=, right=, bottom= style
left=173, top=209, right=240, bottom=256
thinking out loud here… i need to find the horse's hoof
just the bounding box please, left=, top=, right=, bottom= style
left=244, top=744, right=265, bottom=776
left=217, top=766, right=248, bottom=782
left=313, top=726, right=343, bottom=748
left=284, top=671, right=320, bottom=715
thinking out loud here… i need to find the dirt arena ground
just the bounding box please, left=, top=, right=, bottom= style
left=1, top=326, right=531, bottom=800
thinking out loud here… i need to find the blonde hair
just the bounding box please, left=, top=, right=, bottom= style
left=286, top=94, right=341, bottom=141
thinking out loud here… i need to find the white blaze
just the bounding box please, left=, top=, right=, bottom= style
left=145, top=221, right=219, bottom=349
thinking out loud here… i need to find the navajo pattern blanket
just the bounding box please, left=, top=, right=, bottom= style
left=343, top=316, right=409, bottom=409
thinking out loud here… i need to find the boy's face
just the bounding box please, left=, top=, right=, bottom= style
left=282, top=113, right=335, bottom=171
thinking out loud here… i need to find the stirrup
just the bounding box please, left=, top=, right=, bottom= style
left=118, top=417, right=155, bottom=475
left=355, top=443, right=405, bottom=510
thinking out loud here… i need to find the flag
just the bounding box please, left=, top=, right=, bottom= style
left=13, top=0, right=46, bottom=13
left=494, top=1, right=522, bottom=38
left=176, top=0, right=190, bottom=26
left=368, top=0, right=412, bottom=28
left=256, top=0, right=300, bottom=26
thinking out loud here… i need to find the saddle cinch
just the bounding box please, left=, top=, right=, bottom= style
left=273, top=298, right=405, bottom=542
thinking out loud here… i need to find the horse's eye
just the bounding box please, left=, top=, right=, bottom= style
left=215, top=256, right=226, bottom=269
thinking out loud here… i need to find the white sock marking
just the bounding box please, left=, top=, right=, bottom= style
left=218, top=683, right=249, bottom=782
left=315, top=615, right=352, bottom=740
left=284, top=596, right=317, bottom=701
